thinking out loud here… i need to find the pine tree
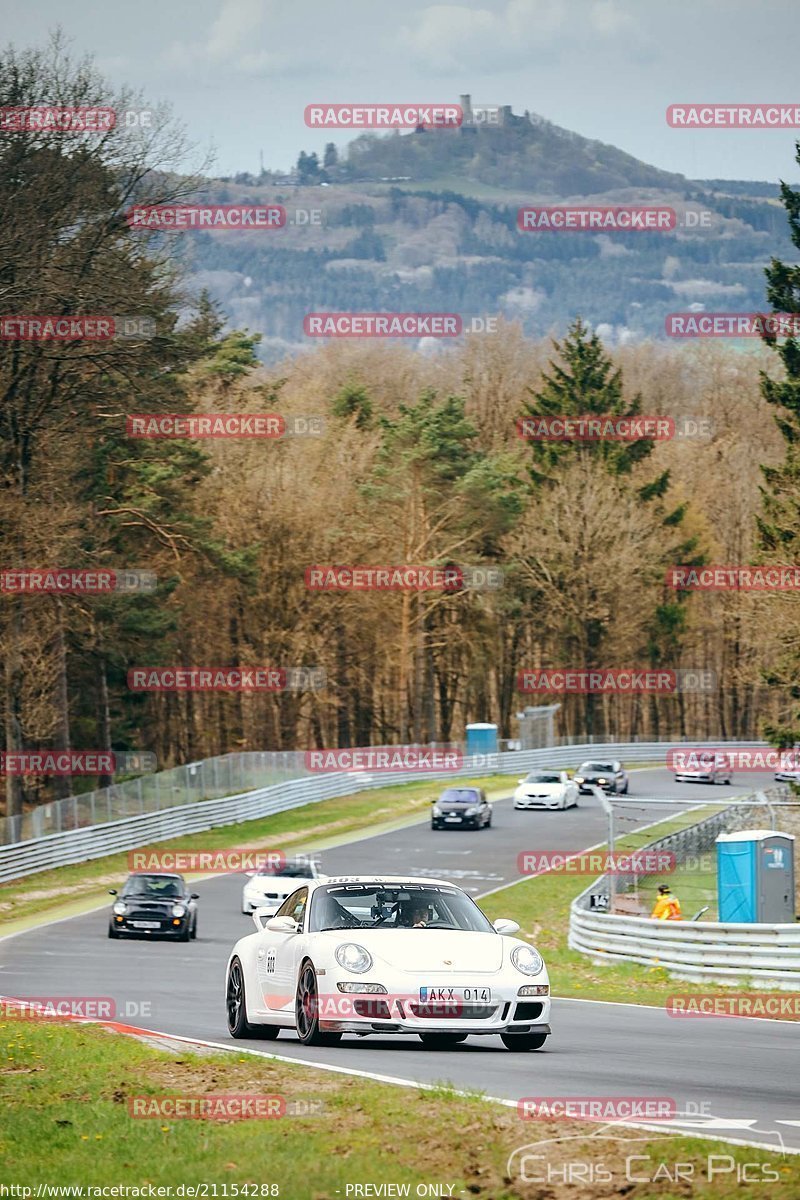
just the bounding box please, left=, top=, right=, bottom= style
left=757, top=157, right=800, bottom=751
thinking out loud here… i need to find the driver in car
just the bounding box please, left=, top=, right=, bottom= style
left=399, top=901, right=430, bottom=928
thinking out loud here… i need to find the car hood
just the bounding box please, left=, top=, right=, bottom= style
left=321, top=929, right=505, bottom=973
left=517, top=782, right=564, bottom=795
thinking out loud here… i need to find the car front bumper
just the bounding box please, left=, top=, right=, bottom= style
left=514, top=796, right=563, bottom=809
left=318, top=990, right=551, bottom=1035
left=111, top=915, right=191, bottom=936
left=432, top=815, right=481, bottom=828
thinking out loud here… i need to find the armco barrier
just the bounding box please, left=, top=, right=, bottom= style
left=0, top=740, right=770, bottom=884
left=569, top=906, right=800, bottom=989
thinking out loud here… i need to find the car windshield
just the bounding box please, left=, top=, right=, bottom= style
left=524, top=772, right=562, bottom=784
left=122, top=875, right=183, bottom=898
left=582, top=763, right=614, bottom=773
left=255, top=862, right=314, bottom=879
left=309, top=884, right=494, bottom=933
left=438, top=788, right=480, bottom=804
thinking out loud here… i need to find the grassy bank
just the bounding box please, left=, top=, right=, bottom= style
left=1, top=1015, right=796, bottom=1198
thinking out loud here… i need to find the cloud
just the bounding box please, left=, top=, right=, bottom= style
left=400, top=0, right=642, bottom=71
left=161, top=0, right=310, bottom=76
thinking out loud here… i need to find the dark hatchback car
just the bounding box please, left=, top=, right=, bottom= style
left=108, top=872, right=199, bottom=941
left=431, top=786, right=492, bottom=830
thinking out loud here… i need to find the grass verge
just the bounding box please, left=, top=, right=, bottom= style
left=1, top=1015, right=796, bottom=1198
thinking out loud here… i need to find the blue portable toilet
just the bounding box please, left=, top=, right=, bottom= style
left=465, top=723, right=498, bottom=757
left=716, top=829, right=796, bottom=923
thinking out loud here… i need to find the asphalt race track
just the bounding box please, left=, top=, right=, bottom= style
left=2, top=768, right=798, bottom=1152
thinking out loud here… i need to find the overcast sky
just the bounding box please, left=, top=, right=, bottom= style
left=3, top=0, right=799, bottom=181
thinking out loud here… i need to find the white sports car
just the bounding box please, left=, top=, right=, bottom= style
left=225, top=875, right=551, bottom=1051
left=241, top=857, right=326, bottom=915
left=513, top=770, right=578, bottom=810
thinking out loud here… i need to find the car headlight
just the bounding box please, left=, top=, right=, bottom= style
left=113, top=901, right=127, bottom=916
left=432, top=805, right=442, bottom=816
left=465, top=806, right=480, bottom=815
left=517, top=984, right=549, bottom=996
left=171, top=904, right=186, bottom=918
left=511, top=944, right=544, bottom=976
left=574, top=776, right=584, bottom=783
left=335, top=943, right=373, bottom=973
left=597, top=777, right=607, bottom=784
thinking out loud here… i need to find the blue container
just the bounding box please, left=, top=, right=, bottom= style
left=716, top=829, right=795, bottom=923
left=465, top=723, right=498, bottom=757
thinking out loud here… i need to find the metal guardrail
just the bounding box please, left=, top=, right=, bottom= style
left=569, top=789, right=800, bottom=988
left=0, top=740, right=771, bottom=884
left=569, top=907, right=800, bottom=989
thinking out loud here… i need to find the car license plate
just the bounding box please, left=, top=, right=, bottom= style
left=445, top=815, right=461, bottom=822
left=131, top=920, right=161, bottom=929
left=419, top=986, right=491, bottom=1003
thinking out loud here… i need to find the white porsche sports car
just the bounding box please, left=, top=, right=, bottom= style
left=225, top=875, right=551, bottom=1051
left=513, top=770, right=578, bottom=810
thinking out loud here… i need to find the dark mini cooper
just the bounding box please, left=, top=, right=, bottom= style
left=108, top=872, right=198, bottom=941
left=431, top=786, right=492, bottom=830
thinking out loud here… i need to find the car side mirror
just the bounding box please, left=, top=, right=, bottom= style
left=108, top=889, right=117, bottom=896
left=493, top=918, right=521, bottom=935
left=190, top=893, right=199, bottom=900
left=265, top=915, right=300, bottom=934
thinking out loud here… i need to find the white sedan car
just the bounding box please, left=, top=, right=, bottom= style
left=513, top=770, right=578, bottom=810
left=674, top=754, right=732, bottom=785
left=241, top=858, right=326, bottom=915
left=225, top=876, right=551, bottom=1052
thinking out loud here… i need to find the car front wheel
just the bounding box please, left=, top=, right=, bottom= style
left=296, top=962, right=342, bottom=1047
left=501, top=1031, right=548, bottom=1051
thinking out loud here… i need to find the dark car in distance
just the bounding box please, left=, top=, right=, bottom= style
left=108, top=872, right=199, bottom=941
left=431, top=786, right=492, bottom=830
